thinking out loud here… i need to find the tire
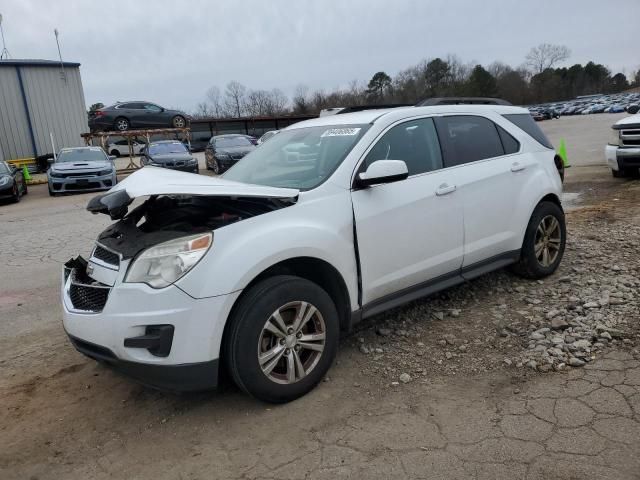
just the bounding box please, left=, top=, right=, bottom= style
left=512, top=201, right=566, bottom=279
left=110, top=149, right=120, bottom=157
left=172, top=115, right=186, bottom=128
left=211, top=157, right=220, bottom=175
left=612, top=168, right=625, bottom=178
left=224, top=275, right=339, bottom=403
left=11, top=183, right=21, bottom=203
left=48, top=185, right=57, bottom=197
left=22, top=181, right=28, bottom=195
left=114, top=117, right=129, bottom=131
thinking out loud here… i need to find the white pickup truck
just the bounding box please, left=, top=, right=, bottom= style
left=606, top=115, right=640, bottom=177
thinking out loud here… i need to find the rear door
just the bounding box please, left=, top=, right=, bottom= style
left=434, top=114, right=535, bottom=270
left=141, top=103, right=166, bottom=127
left=352, top=117, right=464, bottom=305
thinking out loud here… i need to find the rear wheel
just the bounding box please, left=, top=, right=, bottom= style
left=114, top=117, right=129, bottom=131
left=612, top=168, right=626, bottom=178
left=224, top=275, right=339, bottom=403
left=512, top=201, right=566, bottom=279
left=110, top=149, right=120, bottom=157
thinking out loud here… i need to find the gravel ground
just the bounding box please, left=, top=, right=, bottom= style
left=1, top=114, right=640, bottom=479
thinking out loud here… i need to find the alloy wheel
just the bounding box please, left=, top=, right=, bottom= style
left=534, top=215, right=561, bottom=267
left=173, top=116, right=186, bottom=128
left=115, top=119, right=129, bottom=131
left=257, top=301, right=326, bottom=385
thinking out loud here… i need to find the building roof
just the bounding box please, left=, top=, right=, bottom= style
left=0, top=58, right=80, bottom=68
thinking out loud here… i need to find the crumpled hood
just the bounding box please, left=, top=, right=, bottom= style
left=87, top=166, right=298, bottom=219
left=52, top=160, right=111, bottom=171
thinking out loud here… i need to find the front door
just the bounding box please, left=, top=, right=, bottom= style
left=351, top=117, right=464, bottom=305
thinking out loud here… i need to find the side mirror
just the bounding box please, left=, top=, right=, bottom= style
left=47, top=157, right=55, bottom=165
left=109, top=155, right=117, bottom=161
left=356, top=160, right=409, bottom=187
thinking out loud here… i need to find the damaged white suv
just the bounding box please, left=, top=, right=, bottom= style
left=62, top=102, right=566, bottom=403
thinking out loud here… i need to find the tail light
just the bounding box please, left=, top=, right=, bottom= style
left=94, top=111, right=105, bottom=117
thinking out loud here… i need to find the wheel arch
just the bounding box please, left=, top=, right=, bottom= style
left=225, top=256, right=353, bottom=336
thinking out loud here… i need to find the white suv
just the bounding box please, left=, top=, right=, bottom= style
left=63, top=103, right=566, bottom=403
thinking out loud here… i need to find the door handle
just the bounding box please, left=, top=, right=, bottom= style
left=436, top=183, right=456, bottom=196
left=511, top=162, right=526, bottom=172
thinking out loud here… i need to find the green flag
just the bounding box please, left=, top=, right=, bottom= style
left=557, top=138, right=569, bottom=167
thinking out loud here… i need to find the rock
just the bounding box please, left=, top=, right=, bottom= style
left=595, top=325, right=624, bottom=339
left=572, top=339, right=592, bottom=350
left=551, top=317, right=569, bottom=330
left=399, top=373, right=412, bottom=383
left=530, top=332, right=545, bottom=341
left=599, top=331, right=612, bottom=341
left=432, top=311, right=444, bottom=321
left=359, top=345, right=370, bottom=354
left=503, top=358, right=513, bottom=366
left=568, top=357, right=585, bottom=367
left=526, top=360, right=538, bottom=370
left=450, top=309, right=461, bottom=318
left=458, top=345, right=467, bottom=352
left=583, top=301, right=600, bottom=309
left=376, top=327, right=392, bottom=337
left=445, top=352, right=453, bottom=360
left=612, top=265, right=621, bottom=271
left=546, top=309, right=562, bottom=319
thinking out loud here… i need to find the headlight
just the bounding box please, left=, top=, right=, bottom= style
left=0, top=176, right=10, bottom=186
left=49, top=170, right=63, bottom=178
left=125, top=232, right=212, bottom=288
left=608, top=129, right=620, bottom=146
left=98, top=168, right=114, bottom=176
left=188, top=157, right=197, bottom=164
left=216, top=153, right=230, bottom=160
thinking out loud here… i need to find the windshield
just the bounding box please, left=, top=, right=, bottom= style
left=216, top=137, right=253, bottom=148
left=57, top=148, right=107, bottom=162
left=149, top=142, right=187, bottom=155
left=223, top=124, right=368, bottom=190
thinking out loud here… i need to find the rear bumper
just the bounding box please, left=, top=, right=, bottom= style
left=67, top=334, right=219, bottom=391
left=606, top=145, right=640, bottom=170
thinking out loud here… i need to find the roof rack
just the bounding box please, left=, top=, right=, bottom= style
left=416, top=97, right=512, bottom=106
left=336, top=104, right=413, bottom=114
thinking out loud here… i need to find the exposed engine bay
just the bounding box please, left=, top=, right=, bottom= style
left=90, top=194, right=295, bottom=259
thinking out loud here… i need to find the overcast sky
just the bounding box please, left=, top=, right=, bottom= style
left=2, top=0, right=638, bottom=111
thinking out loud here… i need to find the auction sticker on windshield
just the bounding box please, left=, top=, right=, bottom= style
left=321, top=127, right=361, bottom=137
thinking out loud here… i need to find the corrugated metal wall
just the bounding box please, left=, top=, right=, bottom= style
left=0, top=67, right=33, bottom=159
left=0, top=65, right=87, bottom=160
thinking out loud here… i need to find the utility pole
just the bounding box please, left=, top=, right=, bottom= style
left=0, top=14, right=11, bottom=59
left=54, top=28, right=66, bottom=83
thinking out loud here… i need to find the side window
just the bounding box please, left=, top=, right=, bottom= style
left=496, top=125, right=520, bottom=154
left=144, top=104, right=162, bottom=113
left=435, top=115, right=505, bottom=167
left=363, top=118, right=443, bottom=176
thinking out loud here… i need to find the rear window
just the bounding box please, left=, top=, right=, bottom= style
left=502, top=114, right=553, bottom=149
left=435, top=115, right=504, bottom=167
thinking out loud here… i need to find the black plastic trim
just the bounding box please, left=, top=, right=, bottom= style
left=358, top=250, right=520, bottom=320
left=67, top=333, right=219, bottom=392
left=124, top=325, right=174, bottom=357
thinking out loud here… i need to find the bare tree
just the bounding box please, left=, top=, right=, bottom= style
left=525, top=43, right=571, bottom=74
left=223, top=81, right=247, bottom=117
left=268, top=88, right=288, bottom=115
left=193, top=102, right=214, bottom=118
left=206, top=86, right=223, bottom=117
left=292, top=84, right=310, bottom=114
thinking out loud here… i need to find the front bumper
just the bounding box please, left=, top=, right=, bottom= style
left=61, top=258, right=240, bottom=391
left=606, top=145, right=640, bottom=170
left=49, top=172, right=116, bottom=193
left=150, top=163, right=199, bottom=173
left=0, top=182, right=15, bottom=198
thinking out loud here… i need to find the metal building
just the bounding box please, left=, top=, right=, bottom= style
left=0, top=59, right=88, bottom=162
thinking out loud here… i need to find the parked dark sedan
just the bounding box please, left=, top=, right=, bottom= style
left=204, top=134, right=256, bottom=174
left=140, top=140, right=199, bottom=174
left=0, top=161, right=28, bottom=203
left=88, top=101, right=189, bottom=132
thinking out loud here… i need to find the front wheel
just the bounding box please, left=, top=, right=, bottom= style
left=12, top=183, right=21, bottom=203
left=224, top=275, right=339, bottom=403
left=172, top=115, right=186, bottom=128
left=211, top=157, right=220, bottom=174
left=512, top=201, right=566, bottom=279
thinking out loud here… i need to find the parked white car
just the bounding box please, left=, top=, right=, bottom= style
left=62, top=103, right=565, bottom=403
left=606, top=114, right=640, bottom=177
left=107, top=139, right=145, bottom=157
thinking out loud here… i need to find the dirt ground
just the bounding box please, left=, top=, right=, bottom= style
left=1, top=114, right=640, bottom=480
